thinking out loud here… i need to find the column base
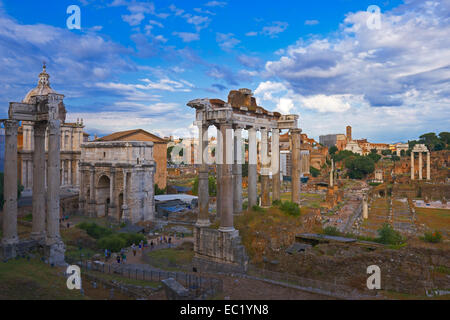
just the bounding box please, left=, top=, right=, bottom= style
left=1, top=242, right=18, bottom=260
left=30, top=232, right=46, bottom=245
left=195, top=219, right=211, bottom=228
left=218, top=226, right=235, bottom=233
left=44, top=238, right=66, bottom=266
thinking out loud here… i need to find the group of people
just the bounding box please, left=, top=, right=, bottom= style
left=104, top=233, right=184, bottom=264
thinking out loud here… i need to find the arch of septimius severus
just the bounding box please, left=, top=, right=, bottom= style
left=1, top=65, right=65, bottom=264
left=187, top=88, right=301, bottom=273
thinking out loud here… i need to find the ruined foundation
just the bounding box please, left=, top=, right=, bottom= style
left=192, top=227, right=248, bottom=274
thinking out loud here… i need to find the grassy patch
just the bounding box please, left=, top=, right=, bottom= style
left=0, top=258, right=86, bottom=300
left=146, top=243, right=194, bottom=271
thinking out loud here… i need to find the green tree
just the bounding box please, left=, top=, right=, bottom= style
left=345, top=156, right=375, bottom=179
left=438, top=132, right=450, bottom=145
left=367, top=152, right=381, bottom=163
left=377, top=223, right=404, bottom=245
left=310, top=166, right=320, bottom=177
left=329, top=146, right=338, bottom=155
left=154, top=184, right=166, bottom=195
left=400, top=149, right=406, bottom=157
left=381, top=149, right=391, bottom=156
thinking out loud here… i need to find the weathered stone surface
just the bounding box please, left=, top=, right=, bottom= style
left=161, top=278, right=190, bottom=300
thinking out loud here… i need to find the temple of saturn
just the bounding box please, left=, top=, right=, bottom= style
left=1, top=65, right=65, bottom=264
left=187, top=88, right=300, bottom=272
left=411, top=144, right=431, bottom=181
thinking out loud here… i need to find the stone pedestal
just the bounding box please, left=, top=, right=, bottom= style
left=192, top=226, right=248, bottom=274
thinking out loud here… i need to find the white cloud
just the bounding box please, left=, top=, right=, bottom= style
left=216, top=33, right=240, bottom=51
left=122, top=13, right=145, bottom=26
left=172, top=31, right=200, bottom=42
left=245, top=31, right=258, bottom=37
left=261, top=21, right=288, bottom=37
left=204, top=1, right=227, bottom=7
left=304, top=20, right=319, bottom=26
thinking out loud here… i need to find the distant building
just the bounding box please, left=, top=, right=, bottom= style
left=319, top=133, right=347, bottom=150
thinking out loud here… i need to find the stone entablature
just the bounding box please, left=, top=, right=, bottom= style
left=79, top=141, right=156, bottom=224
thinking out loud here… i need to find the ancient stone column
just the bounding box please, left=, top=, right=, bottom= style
left=216, top=125, right=222, bottom=218
left=419, top=152, right=423, bottom=180
left=79, top=167, right=85, bottom=212
left=219, top=123, right=234, bottom=232
left=291, top=129, right=302, bottom=205
left=2, top=120, right=19, bottom=253
left=68, top=160, right=72, bottom=186
left=261, top=128, right=270, bottom=207
left=61, top=160, right=65, bottom=186
left=426, top=152, right=431, bottom=180
left=411, top=152, right=415, bottom=180
left=272, top=129, right=281, bottom=202
left=248, top=127, right=257, bottom=208
left=363, top=195, right=369, bottom=219
left=330, top=159, right=334, bottom=187
left=122, top=170, right=130, bottom=222
left=31, top=122, right=47, bottom=243
left=233, top=127, right=243, bottom=215
left=109, top=168, right=116, bottom=218
left=197, top=124, right=210, bottom=227
left=46, top=119, right=62, bottom=245
left=89, top=167, right=96, bottom=216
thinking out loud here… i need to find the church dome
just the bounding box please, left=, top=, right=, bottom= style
left=23, top=63, right=57, bottom=103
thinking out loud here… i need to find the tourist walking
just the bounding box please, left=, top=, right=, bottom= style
left=150, top=241, right=154, bottom=250
left=121, top=252, right=127, bottom=264
left=132, top=243, right=137, bottom=256
left=116, top=254, right=121, bottom=264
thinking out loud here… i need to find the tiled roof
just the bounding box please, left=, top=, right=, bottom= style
left=96, top=129, right=168, bottom=143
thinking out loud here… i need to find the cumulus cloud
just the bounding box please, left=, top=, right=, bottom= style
left=264, top=0, right=450, bottom=110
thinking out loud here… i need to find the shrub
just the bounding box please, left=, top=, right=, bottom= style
left=155, top=184, right=166, bottom=195
left=310, top=166, right=320, bottom=178
left=279, top=201, right=301, bottom=217
left=77, top=222, right=112, bottom=239
left=117, top=232, right=147, bottom=247
left=272, top=199, right=282, bottom=206
left=323, top=226, right=341, bottom=236
left=377, top=223, right=404, bottom=245
left=242, top=201, right=248, bottom=210
left=97, top=235, right=127, bottom=253
left=422, top=231, right=443, bottom=243
left=97, top=233, right=147, bottom=252
left=252, top=205, right=265, bottom=212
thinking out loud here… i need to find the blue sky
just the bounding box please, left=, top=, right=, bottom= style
left=0, top=0, right=449, bottom=143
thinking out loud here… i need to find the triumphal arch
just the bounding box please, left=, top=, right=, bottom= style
left=187, top=88, right=301, bottom=273
left=79, top=141, right=156, bottom=224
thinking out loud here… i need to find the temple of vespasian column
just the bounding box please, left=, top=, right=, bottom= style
left=410, top=144, right=431, bottom=181
left=187, top=88, right=300, bottom=272
left=1, top=65, right=65, bottom=264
